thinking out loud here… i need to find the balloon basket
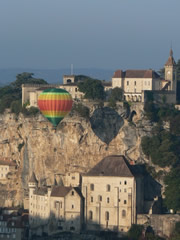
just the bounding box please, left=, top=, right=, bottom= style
left=52, top=126, right=57, bottom=132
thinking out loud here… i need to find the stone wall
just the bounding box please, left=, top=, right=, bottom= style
left=137, top=214, right=180, bottom=238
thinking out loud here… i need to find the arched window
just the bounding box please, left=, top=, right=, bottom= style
left=98, top=195, right=102, bottom=202
left=106, top=184, right=111, bottom=192
left=105, top=211, right=109, bottom=221
left=107, top=197, right=110, bottom=203
left=122, top=210, right=126, bottom=217
left=124, top=200, right=127, bottom=204
left=90, top=184, right=94, bottom=191
left=89, top=211, right=93, bottom=220
left=124, top=181, right=127, bottom=185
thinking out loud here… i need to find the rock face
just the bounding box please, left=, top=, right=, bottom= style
left=0, top=104, right=153, bottom=206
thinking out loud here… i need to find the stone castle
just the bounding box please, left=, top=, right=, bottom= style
left=22, top=48, right=177, bottom=107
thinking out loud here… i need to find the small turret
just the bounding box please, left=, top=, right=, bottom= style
left=29, top=172, right=38, bottom=189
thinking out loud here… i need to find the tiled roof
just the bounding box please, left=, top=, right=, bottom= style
left=85, top=155, right=134, bottom=177
left=165, top=48, right=176, bottom=66
left=113, top=70, right=124, bottom=78
left=29, top=172, right=38, bottom=184
left=113, top=69, right=159, bottom=79
left=165, top=56, right=176, bottom=66
left=51, top=186, right=72, bottom=197
left=34, top=187, right=48, bottom=196
left=0, top=158, right=16, bottom=166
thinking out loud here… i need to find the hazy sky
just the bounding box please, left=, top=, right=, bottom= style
left=0, top=0, right=180, bottom=71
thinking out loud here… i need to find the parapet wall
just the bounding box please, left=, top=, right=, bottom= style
left=137, top=214, right=180, bottom=238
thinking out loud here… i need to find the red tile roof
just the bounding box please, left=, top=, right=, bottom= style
left=0, top=158, right=16, bottom=166
left=113, top=69, right=159, bottom=79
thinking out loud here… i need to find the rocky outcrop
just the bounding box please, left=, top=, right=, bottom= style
left=0, top=104, right=154, bottom=206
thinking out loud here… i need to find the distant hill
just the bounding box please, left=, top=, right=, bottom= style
left=0, top=68, right=113, bottom=86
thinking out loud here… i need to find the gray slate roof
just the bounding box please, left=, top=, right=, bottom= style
left=29, top=172, right=38, bottom=183
left=85, top=155, right=134, bottom=177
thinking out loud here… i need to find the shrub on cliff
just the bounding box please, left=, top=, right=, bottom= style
left=141, top=131, right=179, bottom=168
left=21, top=106, right=39, bottom=116
left=10, top=100, right=22, bottom=115
left=71, top=103, right=90, bottom=119
left=164, top=166, right=180, bottom=212
left=127, top=224, right=143, bottom=240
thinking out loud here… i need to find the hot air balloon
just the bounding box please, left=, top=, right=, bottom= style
left=38, top=88, right=73, bottom=127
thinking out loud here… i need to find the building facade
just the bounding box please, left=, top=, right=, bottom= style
left=112, top=49, right=177, bottom=102
left=0, top=158, right=16, bottom=180
left=21, top=49, right=177, bottom=107
left=82, top=155, right=143, bottom=232
left=28, top=173, right=83, bottom=236
left=0, top=208, right=28, bottom=240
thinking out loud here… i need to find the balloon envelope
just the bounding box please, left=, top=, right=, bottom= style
left=38, top=88, right=73, bottom=127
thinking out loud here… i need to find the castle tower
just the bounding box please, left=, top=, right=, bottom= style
left=29, top=172, right=38, bottom=194
left=164, top=48, right=177, bottom=92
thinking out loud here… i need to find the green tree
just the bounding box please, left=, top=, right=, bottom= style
left=141, top=131, right=179, bottom=168
left=71, top=103, right=90, bottom=119
left=170, top=113, right=180, bottom=135
left=10, top=100, right=22, bottom=115
left=128, top=224, right=143, bottom=240
left=0, top=72, right=47, bottom=113
left=11, top=72, right=47, bottom=90
left=170, top=221, right=180, bottom=240
left=78, top=79, right=105, bottom=100
left=164, top=166, right=180, bottom=212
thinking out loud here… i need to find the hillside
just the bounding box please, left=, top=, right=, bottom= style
left=0, top=102, right=157, bottom=207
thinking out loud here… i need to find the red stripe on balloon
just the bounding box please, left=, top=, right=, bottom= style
left=38, top=99, right=73, bottom=111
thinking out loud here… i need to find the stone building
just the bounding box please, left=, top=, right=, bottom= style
left=0, top=208, right=28, bottom=240
left=0, top=158, right=16, bottom=180
left=21, top=48, right=177, bottom=107
left=112, top=48, right=177, bottom=103
left=28, top=172, right=84, bottom=236
left=82, top=155, right=143, bottom=233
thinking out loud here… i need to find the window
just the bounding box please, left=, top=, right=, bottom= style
left=70, top=226, right=75, bottom=231
left=89, top=211, right=93, bottom=220
left=72, top=205, right=74, bottom=209
left=127, top=81, right=129, bottom=86
left=75, top=88, right=78, bottom=92
left=124, top=188, right=127, bottom=192
left=105, top=211, right=109, bottom=221
left=71, top=191, right=74, bottom=196
left=106, top=184, right=111, bottom=192
left=107, top=197, right=110, bottom=203
left=90, top=184, right=94, bottom=191
left=120, top=181, right=121, bottom=185
left=124, top=181, right=127, bottom=185
left=122, top=210, right=126, bottom=217
left=91, top=196, right=93, bottom=202
left=134, top=81, right=136, bottom=86
left=124, top=200, right=127, bottom=204
left=98, top=195, right=102, bottom=202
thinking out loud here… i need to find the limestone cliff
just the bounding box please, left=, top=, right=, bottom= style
left=0, top=103, right=154, bottom=206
